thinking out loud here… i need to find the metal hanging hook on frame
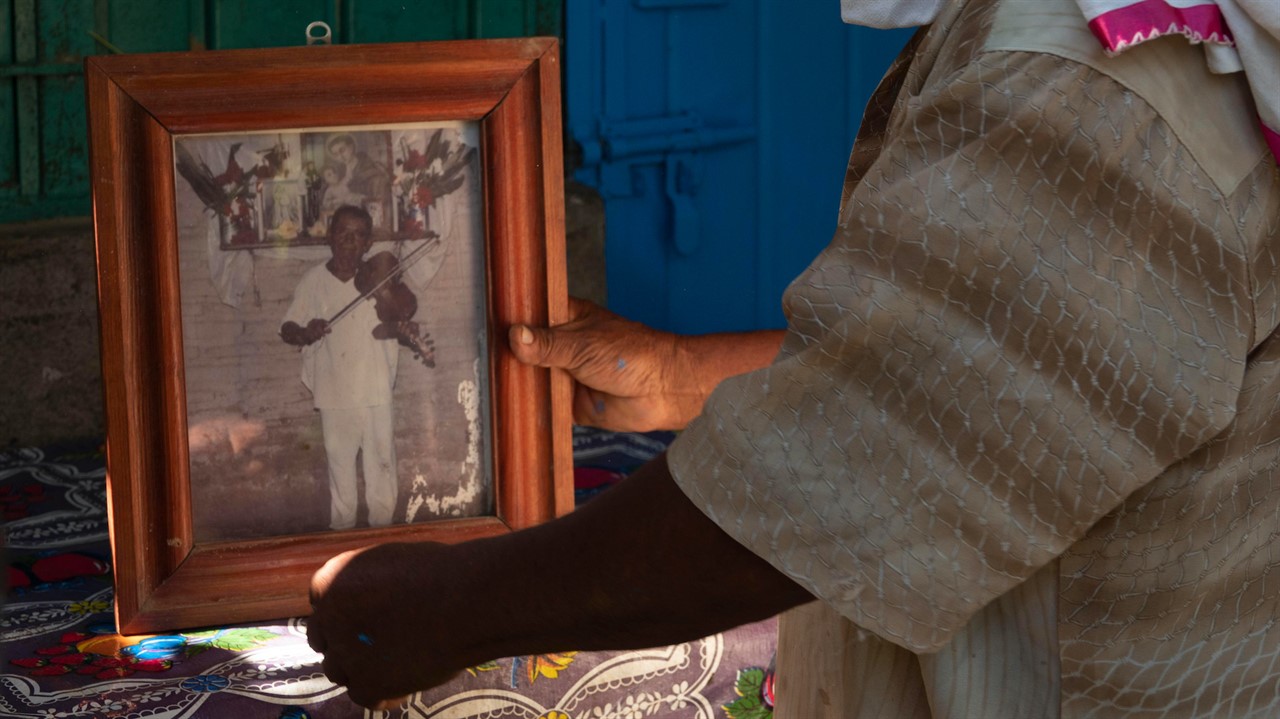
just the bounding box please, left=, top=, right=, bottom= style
left=305, top=21, right=333, bottom=46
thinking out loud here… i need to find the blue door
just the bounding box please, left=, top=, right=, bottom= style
left=566, top=1, right=913, bottom=333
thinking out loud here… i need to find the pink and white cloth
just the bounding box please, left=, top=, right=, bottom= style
left=1079, top=0, right=1279, bottom=161
left=842, top=0, right=1280, bottom=164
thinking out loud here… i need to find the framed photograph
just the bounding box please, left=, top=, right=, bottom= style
left=86, top=38, right=572, bottom=634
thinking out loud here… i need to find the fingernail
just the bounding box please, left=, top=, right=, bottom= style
left=518, top=326, right=533, bottom=345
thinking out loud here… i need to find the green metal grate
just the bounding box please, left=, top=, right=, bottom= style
left=1, top=0, right=563, bottom=224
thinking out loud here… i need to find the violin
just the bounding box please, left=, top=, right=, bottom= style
left=356, top=251, right=417, bottom=322
left=354, top=250, right=435, bottom=368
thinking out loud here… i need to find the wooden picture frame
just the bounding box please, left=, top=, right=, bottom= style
left=86, top=38, right=572, bottom=634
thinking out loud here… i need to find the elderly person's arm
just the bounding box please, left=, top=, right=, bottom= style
left=307, top=452, right=814, bottom=709
left=508, top=297, right=785, bottom=431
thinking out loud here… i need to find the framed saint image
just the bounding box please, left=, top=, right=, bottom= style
left=86, top=38, right=572, bottom=634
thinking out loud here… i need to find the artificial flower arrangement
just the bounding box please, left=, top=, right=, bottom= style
left=392, top=129, right=475, bottom=237
left=175, top=140, right=289, bottom=247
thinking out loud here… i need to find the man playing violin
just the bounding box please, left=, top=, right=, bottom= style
left=280, top=205, right=407, bottom=531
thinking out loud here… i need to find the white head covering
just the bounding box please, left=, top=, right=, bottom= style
left=841, top=0, right=1280, bottom=163
left=840, top=0, right=946, bottom=28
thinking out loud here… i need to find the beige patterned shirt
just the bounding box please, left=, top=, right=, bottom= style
left=667, top=0, right=1280, bottom=715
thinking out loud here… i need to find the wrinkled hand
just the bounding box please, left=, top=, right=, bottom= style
left=508, top=298, right=694, bottom=431
left=307, top=542, right=462, bottom=709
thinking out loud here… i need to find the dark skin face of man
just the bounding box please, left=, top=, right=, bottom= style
left=326, top=214, right=373, bottom=282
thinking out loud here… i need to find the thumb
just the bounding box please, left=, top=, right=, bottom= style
left=309, top=550, right=350, bottom=606
left=508, top=324, right=567, bottom=369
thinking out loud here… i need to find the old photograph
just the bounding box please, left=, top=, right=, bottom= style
left=172, top=122, right=491, bottom=541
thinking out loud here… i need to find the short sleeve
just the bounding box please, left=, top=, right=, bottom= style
left=283, top=266, right=320, bottom=327
left=667, top=50, right=1253, bottom=653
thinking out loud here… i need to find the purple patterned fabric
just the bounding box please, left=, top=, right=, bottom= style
left=1, top=435, right=776, bottom=718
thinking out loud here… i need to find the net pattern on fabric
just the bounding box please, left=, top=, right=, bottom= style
left=669, top=0, right=1280, bottom=714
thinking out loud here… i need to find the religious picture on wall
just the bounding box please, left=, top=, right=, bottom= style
left=172, top=122, right=489, bottom=542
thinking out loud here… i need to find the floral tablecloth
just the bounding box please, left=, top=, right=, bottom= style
left=1, top=431, right=777, bottom=719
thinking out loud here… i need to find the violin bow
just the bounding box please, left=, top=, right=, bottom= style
left=325, top=233, right=440, bottom=328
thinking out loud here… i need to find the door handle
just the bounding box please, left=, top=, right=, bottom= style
left=666, top=153, right=700, bottom=255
